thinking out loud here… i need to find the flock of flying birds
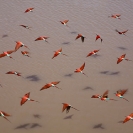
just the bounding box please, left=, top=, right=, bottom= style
left=0, top=7, right=132, bottom=124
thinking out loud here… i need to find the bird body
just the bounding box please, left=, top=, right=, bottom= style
left=0, top=50, right=14, bottom=59
left=25, top=8, right=34, bottom=13
left=52, top=48, right=67, bottom=59
left=35, top=36, right=49, bottom=42
left=21, top=92, right=38, bottom=105
left=123, top=113, right=133, bottom=123
left=86, top=50, right=100, bottom=57
left=40, top=81, right=61, bottom=90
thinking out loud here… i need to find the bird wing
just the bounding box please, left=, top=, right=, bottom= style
left=80, top=62, right=85, bottom=71
left=120, top=89, right=128, bottom=96
left=94, top=50, right=99, bottom=53
left=63, top=20, right=69, bottom=23
left=121, top=54, right=126, bottom=58
left=91, top=95, right=100, bottom=98
left=2, top=111, right=10, bottom=116
left=122, top=30, right=128, bottom=33
left=58, top=48, right=62, bottom=52
left=75, top=34, right=81, bottom=40
left=6, top=71, right=14, bottom=74
left=25, top=92, right=30, bottom=98
left=81, top=36, right=85, bottom=42
left=129, top=113, right=133, bottom=117
left=123, top=117, right=130, bottom=123
left=21, top=97, right=28, bottom=105
left=0, top=53, right=6, bottom=58
left=62, top=103, right=69, bottom=112
left=51, top=81, right=60, bottom=85
left=15, top=43, right=21, bottom=51
left=87, top=52, right=93, bottom=57
left=102, top=90, right=109, bottom=98
left=7, top=50, right=14, bottom=54
left=117, top=58, right=123, bottom=64
left=40, top=84, right=51, bottom=90
left=96, top=35, right=100, bottom=40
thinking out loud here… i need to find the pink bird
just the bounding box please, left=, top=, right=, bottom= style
left=60, top=20, right=69, bottom=27
left=40, top=81, right=61, bottom=91
left=117, top=54, right=131, bottom=64
left=15, top=41, right=29, bottom=52
left=95, top=34, right=103, bottom=42
left=74, top=62, right=88, bottom=77
left=35, top=36, right=49, bottom=42
left=0, top=50, right=14, bottom=59
left=21, top=51, right=30, bottom=57
left=21, top=92, right=39, bottom=106
left=24, top=8, right=34, bottom=13
left=75, top=34, right=85, bottom=42
left=62, top=103, right=79, bottom=113
left=86, top=50, right=100, bottom=57
left=0, top=111, right=11, bottom=123
left=123, top=113, right=133, bottom=123
left=6, top=71, right=22, bottom=77
left=52, top=48, right=67, bottom=59
left=108, top=14, right=121, bottom=19
left=114, top=89, right=129, bottom=102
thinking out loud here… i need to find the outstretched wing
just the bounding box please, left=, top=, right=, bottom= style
left=80, top=62, right=85, bottom=71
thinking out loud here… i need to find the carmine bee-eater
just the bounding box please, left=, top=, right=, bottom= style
left=52, top=48, right=67, bottom=59
left=86, top=50, right=100, bottom=57
left=114, top=89, right=129, bottom=101
left=123, top=113, right=133, bottom=123
left=115, top=29, right=128, bottom=35
left=117, top=54, right=131, bottom=64
left=62, top=103, right=79, bottom=113
left=0, top=50, right=14, bottom=59
left=40, top=81, right=61, bottom=91
left=60, top=20, right=69, bottom=27
left=21, top=92, right=39, bottom=106
left=21, top=51, right=30, bottom=57
left=24, top=8, right=34, bottom=13
left=95, top=34, right=103, bottom=43
left=35, top=36, right=49, bottom=42
left=15, top=41, right=29, bottom=52
left=108, top=14, right=121, bottom=19
left=74, top=62, right=88, bottom=77
left=6, top=71, right=22, bottom=77
left=20, top=25, right=32, bottom=29
left=0, top=111, right=11, bottom=123
left=75, top=34, right=85, bottom=42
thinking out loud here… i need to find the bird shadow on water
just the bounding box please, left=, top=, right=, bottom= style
left=64, top=114, right=74, bottom=120
left=64, top=73, right=73, bottom=77
left=117, top=46, right=127, bottom=51
left=25, top=75, right=40, bottom=81
left=70, top=31, right=78, bottom=34
left=93, top=123, right=105, bottom=129
left=62, top=42, right=71, bottom=45
left=2, top=34, right=8, bottom=38
left=83, top=86, right=93, bottom=90
left=100, top=71, right=120, bottom=76
left=15, top=123, right=42, bottom=130
left=33, top=114, right=41, bottom=119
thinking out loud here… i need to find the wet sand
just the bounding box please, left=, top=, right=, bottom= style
left=0, top=0, right=133, bottom=133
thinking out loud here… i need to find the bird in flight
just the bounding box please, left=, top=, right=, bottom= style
left=60, top=20, right=69, bottom=27
left=0, top=111, right=11, bottom=123
left=40, top=81, right=61, bottom=91
left=75, top=34, right=85, bottom=42
left=52, top=48, right=68, bottom=59
left=117, top=54, right=131, bottom=64
left=74, top=62, right=88, bottom=77
left=0, top=50, right=14, bottom=59
left=20, top=92, right=39, bottom=106
left=95, top=34, right=103, bottom=43
left=62, top=103, right=79, bottom=113
left=86, top=50, right=100, bottom=57
left=24, top=8, right=34, bottom=13
left=14, top=41, right=29, bottom=52
left=115, top=29, right=128, bottom=35
left=21, top=51, right=30, bottom=57
left=35, top=36, right=49, bottom=43
left=108, top=14, right=121, bottom=19
left=123, top=113, right=133, bottom=123
left=6, top=71, right=22, bottom=77
left=91, top=90, right=117, bottom=101
left=20, top=25, right=32, bottom=29
left=114, top=89, right=129, bottom=101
